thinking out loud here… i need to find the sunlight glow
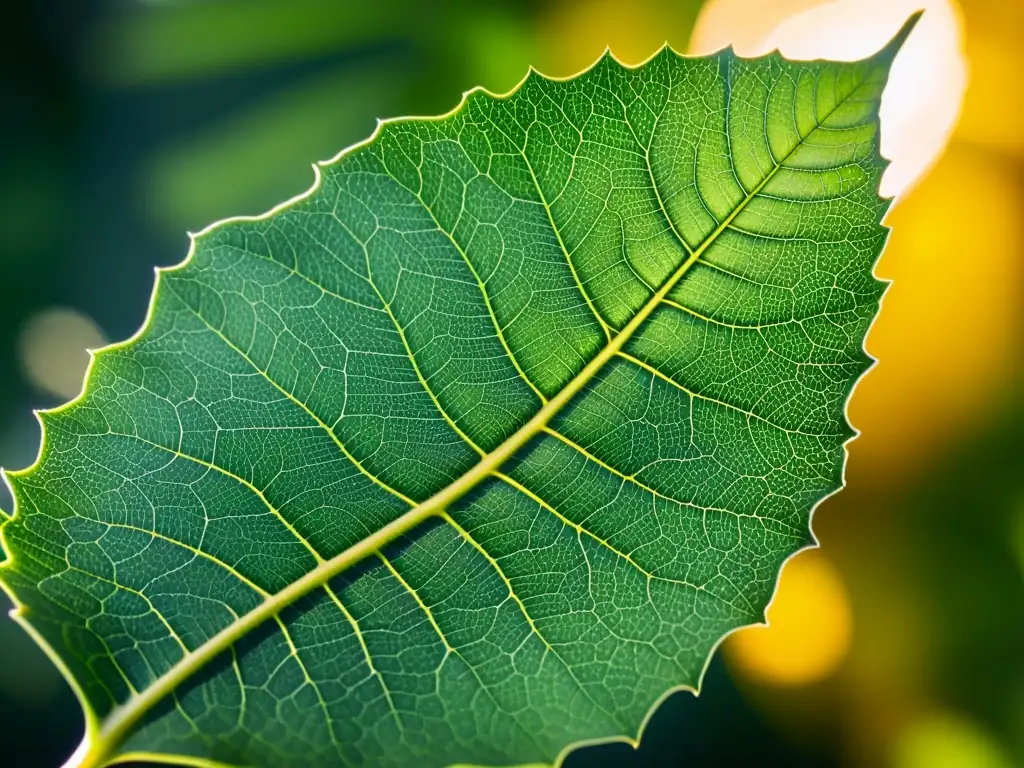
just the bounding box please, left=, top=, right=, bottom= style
left=18, top=308, right=106, bottom=401
left=892, top=711, right=1013, bottom=768
left=537, top=0, right=693, bottom=77
left=846, top=146, right=1022, bottom=474
left=690, top=0, right=968, bottom=198
left=726, top=549, right=852, bottom=686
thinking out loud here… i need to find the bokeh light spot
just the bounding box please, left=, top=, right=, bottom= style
left=891, top=710, right=1012, bottom=768
left=954, top=3, right=1024, bottom=158
left=537, top=0, right=696, bottom=77
left=690, top=0, right=968, bottom=198
left=725, top=549, right=852, bottom=687
left=18, top=307, right=107, bottom=401
left=847, top=146, right=1022, bottom=476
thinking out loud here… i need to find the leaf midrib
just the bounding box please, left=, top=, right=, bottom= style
left=81, top=65, right=873, bottom=767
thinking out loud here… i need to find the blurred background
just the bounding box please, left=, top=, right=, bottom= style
left=0, top=1, right=1020, bottom=766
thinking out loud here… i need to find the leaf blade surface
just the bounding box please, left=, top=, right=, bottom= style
left=0, top=20, right=916, bottom=768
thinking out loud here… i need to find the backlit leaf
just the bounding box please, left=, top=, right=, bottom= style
left=0, top=15, right=918, bottom=768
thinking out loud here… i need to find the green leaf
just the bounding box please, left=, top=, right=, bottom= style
left=1, top=15, right=918, bottom=768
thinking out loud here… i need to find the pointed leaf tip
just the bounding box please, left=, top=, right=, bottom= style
left=877, top=10, right=924, bottom=62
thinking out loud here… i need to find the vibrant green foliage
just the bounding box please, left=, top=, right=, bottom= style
left=0, top=17, right=915, bottom=768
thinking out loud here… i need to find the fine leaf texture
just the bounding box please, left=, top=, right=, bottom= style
left=1, top=17, right=916, bottom=768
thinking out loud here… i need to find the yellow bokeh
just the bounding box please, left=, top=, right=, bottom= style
left=955, top=1, right=1024, bottom=158
left=849, top=146, right=1022, bottom=475
left=536, top=0, right=695, bottom=76
left=891, top=710, right=1013, bottom=768
left=17, top=307, right=107, bottom=401
left=725, top=549, right=853, bottom=687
